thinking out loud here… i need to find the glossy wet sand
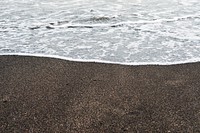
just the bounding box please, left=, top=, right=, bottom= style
left=1, top=55, right=200, bottom=132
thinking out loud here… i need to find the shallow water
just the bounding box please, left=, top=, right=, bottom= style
left=1, top=0, right=200, bottom=64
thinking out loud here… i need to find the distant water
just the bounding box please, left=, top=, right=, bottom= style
left=1, top=0, right=200, bottom=64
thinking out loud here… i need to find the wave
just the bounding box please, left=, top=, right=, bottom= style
left=27, top=13, right=200, bottom=29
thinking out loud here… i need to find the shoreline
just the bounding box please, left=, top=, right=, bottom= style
left=1, top=53, right=200, bottom=66
left=1, top=55, right=200, bottom=132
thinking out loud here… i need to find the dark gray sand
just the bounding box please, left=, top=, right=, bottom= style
left=1, top=55, right=200, bottom=132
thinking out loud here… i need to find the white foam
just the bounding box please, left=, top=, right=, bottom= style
left=1, top=53, right=200, bottom=66
left=1, top=0, right=200, bottom=65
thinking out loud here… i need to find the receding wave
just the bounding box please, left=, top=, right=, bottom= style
left=0, top=0, right=200, bottom=64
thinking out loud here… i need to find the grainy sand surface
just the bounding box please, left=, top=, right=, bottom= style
left=1, top=55, right=200, bottom=132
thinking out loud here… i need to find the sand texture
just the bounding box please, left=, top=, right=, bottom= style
left=1, top=55, right=200, bottom=132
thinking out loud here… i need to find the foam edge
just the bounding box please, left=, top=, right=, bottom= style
left=0, top=53, right=200, bottom=66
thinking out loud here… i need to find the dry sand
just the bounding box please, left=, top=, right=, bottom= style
left=1, top=55, right=200, bottom=132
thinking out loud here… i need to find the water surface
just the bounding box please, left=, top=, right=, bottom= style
left=1, top=0, right=200, bottom=64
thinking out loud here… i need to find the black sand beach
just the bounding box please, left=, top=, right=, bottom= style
left=1, top=55, right=200, bottom=132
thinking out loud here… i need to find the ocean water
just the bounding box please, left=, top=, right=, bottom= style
left=0, top=0, right=200, bottom=64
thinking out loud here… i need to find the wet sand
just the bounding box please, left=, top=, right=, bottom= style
left=1, top=55, right=200, bottom=132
